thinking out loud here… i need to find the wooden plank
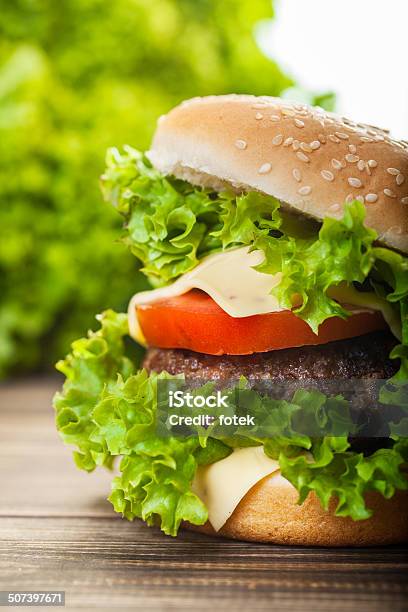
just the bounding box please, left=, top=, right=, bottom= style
left=1, top=517, right=407, bottom=611
left=0, top=379, right=407, bottom=611
left=0, top=379, right=113, bottom=517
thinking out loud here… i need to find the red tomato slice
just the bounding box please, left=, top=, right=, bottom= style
left=136, top=289, right=387, bottom=355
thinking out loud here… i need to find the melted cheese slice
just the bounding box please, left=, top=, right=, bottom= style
left=329, top=284, right=401, bottom=340
left=128, top=246, right=401, bottom=344
left=192, top=446, right=280, bottom=531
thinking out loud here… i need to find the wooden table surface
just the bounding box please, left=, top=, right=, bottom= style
left=1, top=379, right=407, bottom=611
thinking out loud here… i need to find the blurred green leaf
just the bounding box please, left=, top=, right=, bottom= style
left=0, top=0, right=291, bottom=377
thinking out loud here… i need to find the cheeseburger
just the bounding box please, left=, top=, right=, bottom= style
left=54, top=95, right=408, bottom=546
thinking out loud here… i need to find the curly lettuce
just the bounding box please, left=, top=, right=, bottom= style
left=101, top=146, right=281, bottom=286
left=254, top=201, right=377, bottom=331
left=54, top=311, right=212, bottom=534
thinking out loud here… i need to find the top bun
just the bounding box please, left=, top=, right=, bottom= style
left=148, top=95, right=408, bottom=254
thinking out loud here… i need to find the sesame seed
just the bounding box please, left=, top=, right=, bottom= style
left=282, top=108, right=296, bottom=117
left=357, top=160, right=366, bottom=172
left=298, top=186, right=312, bottom=196
left=365, top=193, right=378, bottom=203
left=331, top=158, right=342, bottom=170
left=283, top=137, right=294, bottom=147
left=401, top=197, right=408, bottom=205
left=329, top=134, right=341, bottom=143
left=321, top=170, right=334, bottom=182
left=336, top=132, right=349, bottom=140
left=310, top=140, right=321, bottom=150
left=292, top=168, right=302, bottom=182
left=387, top=167, right=400, bottom=176
left=348, top=144, right=357, bottom=154
left=375, top=134, right=385, bottom=142
left=255, top=112, right=263, bottom=120
left=294, top=118, right=305, bottom=128
left=346, top=194, right=354, bottom=203
left=292, top=140, right=300, bottom=151
left=258, top=163, right=272, bottom=174
left=318, top=133, right=327, bottom=144
left=329, top=203, right=341, bottom=212
left=235, top=139, right=247, bottom=150
left=296, top=151, right=310, bottom=163
left=252, top=103, right=267, bottom=109
left=384, top=188, right=396, bottom=198
left=361, top=137, right=374, bottom=143
left=396, top=174, right=405, bottom=186
left=345, top=154, right=359, bottom=163
left=300, top=142, right=313, bottom=153
left=368, top=160, right=378, bottom=168
left=270, top=115, right=281, bottom=122
left=348, top=177, right=363, bottom=188
left=272, top=134, right=283, bottom=146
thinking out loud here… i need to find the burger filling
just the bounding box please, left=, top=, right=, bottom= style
left=54, top=147, right=408, bottom=536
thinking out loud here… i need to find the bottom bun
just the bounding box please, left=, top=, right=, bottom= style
left=186, top=472, right=408, bottom=546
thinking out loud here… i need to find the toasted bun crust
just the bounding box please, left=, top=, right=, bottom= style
left=186, top=472, right=408, bottom=546
left=149, top=95, right=408, bottom=254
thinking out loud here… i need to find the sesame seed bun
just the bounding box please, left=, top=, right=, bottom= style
left=148, top=95, right=408, bottom=254
left=186, top=472, right=408, bottom=546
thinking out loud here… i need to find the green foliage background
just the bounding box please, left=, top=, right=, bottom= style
left=0, top=0, right=294, bottom=378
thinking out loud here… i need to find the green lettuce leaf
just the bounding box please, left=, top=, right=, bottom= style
left=101, top=146, right=281, bottom=286
left=54, top=311, right=221, bottom=535
left=54, top=310, right=134, bottom=471
left=254, top=201, right=378, bottom=332
left=277, top=437, right=408, bottom=521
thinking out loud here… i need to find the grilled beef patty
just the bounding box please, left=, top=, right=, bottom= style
left=143, top=331, right=399, bottom=454
left=143, top=331, right=397, bottom=382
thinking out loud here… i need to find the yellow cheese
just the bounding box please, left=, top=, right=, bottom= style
left=128, top=246, right=401, bottom=344
left=192, top=446, right=280, bottom=531
left=328, top=284, right=401, bottom=340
